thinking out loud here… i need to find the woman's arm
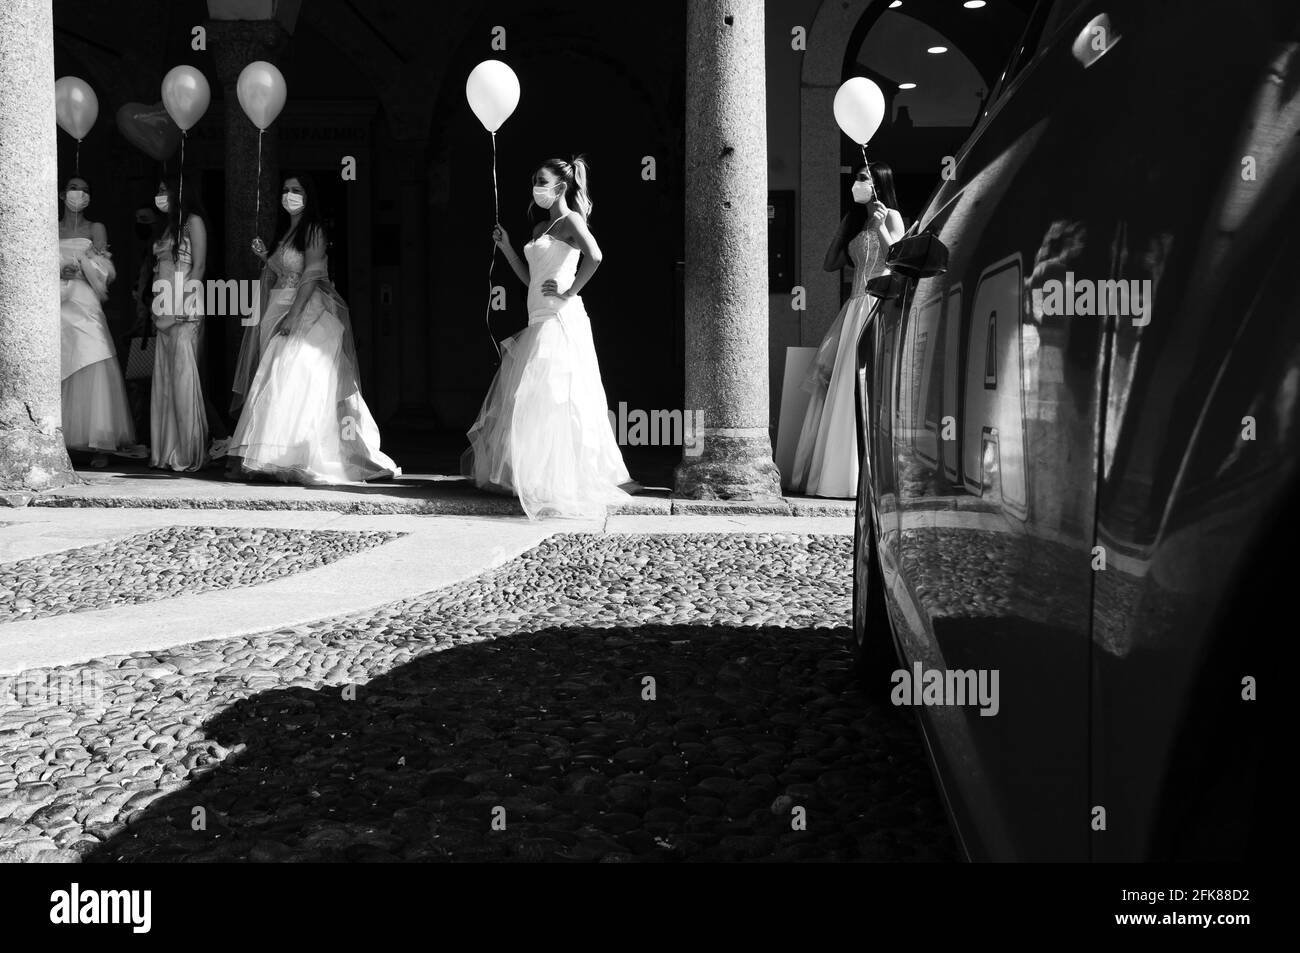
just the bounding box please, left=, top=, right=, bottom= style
left=823, top=214, right=853, bottom=272
left=493, top=224, right=530, bottom=286
left=81, top=223, right=116, bottom=296
left=877, top=209, right=905, bottom=256
left=550, top=215, right=603, bottom=298
left=186, top=215, right=207, bottom=283
left=278, top=228, right=326, bottom=335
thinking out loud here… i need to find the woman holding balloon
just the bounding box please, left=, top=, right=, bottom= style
left=57, top=175, right=140, bottom=467
left=461, top=156, right=634, bottom=519
left=790, top=161, right=904, bottom=499
left=789, top=161, right=904, bottom=498
left=788, top=77, right=905, bottom=498
left=226, top=173, right=398, bottom=485
left=149, top=174, right=211, bottom=472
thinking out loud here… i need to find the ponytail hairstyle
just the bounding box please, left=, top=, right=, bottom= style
left=529, top=155, right=593, bottom=224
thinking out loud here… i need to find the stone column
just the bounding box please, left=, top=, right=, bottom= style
left=208, top=18, right=289, bottom=399
left=674, top=0, right=782, bottom=500
left=0, top=0, right=76, bottom=496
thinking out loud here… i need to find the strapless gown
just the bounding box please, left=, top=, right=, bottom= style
left=462, top=219, right=632, bottom=519
left=790, top=227, right=888, bottom=498
left=229, top=243, right=399, bottom=485
left=59, top=237, right=135, bottom=453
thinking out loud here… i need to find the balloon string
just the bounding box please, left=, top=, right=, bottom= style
left=485, top=131, right=501, bottom=365
left=492, top=131, right=500, bottom=226
left=75, top=140, right=81, bottom=177
left=255, top=129, right=263, bottom=240
left=179, top=133, right=186, bottom=215
left=860, top=143, right=877, bottom=196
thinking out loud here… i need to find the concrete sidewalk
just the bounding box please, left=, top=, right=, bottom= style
left=14, top=464, right=854, bottom=517
left=0, top=507, right=850, bottom=675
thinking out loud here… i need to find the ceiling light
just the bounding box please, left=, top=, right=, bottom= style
left=964, top=1, right=987, bottom=8
left=898, top=83, right=917, bottom=90
left=927, top=46, right=948, bottom=54
left=889, top=1, right=902, bottom=7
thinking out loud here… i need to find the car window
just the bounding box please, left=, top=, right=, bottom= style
left=990, top=0, right=1092, bottom=103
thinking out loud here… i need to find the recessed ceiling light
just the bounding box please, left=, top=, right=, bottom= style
left=898, top=83, right=917, bottom=90
left=964, top=1, right=987, bottom=8
left=889, top=1, right=902, bottom=7
left=927, top=46, right=948, bottom=54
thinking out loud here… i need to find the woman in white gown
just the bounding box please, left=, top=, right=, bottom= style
left=228, top=173, right=398, bottom=485
left=790, top=162, right=905, bottom=498
left=58, top=176, right=140, bottom=467
left=462, top=156, right=633, bottom=519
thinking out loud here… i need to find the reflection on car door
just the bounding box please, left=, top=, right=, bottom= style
left=885, top=0, right=1117, bottom=861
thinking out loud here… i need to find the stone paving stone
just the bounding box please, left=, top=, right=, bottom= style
left=0, top=532, right=956, bottom=862
left=0, top=526, right=404, bottom=623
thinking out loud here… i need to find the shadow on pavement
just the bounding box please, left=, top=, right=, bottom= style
left=86, top=623, right=955, bottom=863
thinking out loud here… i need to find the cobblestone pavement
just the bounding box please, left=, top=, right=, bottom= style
left=0, top=533, right=956, bottom=862
left=0, top=527, right=404, bottom=623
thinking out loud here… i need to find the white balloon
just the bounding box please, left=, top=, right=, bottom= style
left=833, top=77, right=886, bottom=145
left=466, top=60, right=520, bottom=134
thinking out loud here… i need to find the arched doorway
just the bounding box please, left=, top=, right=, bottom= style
left=424, top=1, right=686, bottom=479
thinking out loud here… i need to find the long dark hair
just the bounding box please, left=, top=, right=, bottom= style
left=159, top=173, right=207, bottom=261
left=845, top=161, right=899, bottom=236
left=57, top=174, right=94, bottom=223
left=528, top=155, right=593, bottom=225
left=276, top=171, right=326, bottom=255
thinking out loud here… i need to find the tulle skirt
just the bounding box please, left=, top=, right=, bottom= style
left=60, top=281, right=135, bottom=453
left=462, top=298, right=632, bottom=519
left=790, top=292, right=874, bottom=498
left=229, top=288, right=398, bottom=485
left=151, top=319, right=208, bottom=471
left=62, top=357, right=136, bottom=453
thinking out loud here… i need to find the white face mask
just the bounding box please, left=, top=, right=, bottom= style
left=64, top=190, right=89, bottom=212
left=851, top=179, right=875, bottom=204
left=154, top=195, right=169, bottom=213
left=282, top=192, right=305, bottom=214
left=532, top=184, right=560, bottom=210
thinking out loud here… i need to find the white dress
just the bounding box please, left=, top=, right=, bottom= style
left=150, top=228, right=209, bottom=471
left=790, top=227, right=887, bottom=498
left=59, top=237, right=136, bottom=453
left=462, top=214, right=632, bottom=519
left=228, top=243, right=399, bottom=485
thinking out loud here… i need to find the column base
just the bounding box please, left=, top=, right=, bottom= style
left=673, top=428, right=783, bottom=501
left=0, top=430, right=77, bottom=494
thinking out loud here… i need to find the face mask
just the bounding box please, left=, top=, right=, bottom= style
left=851, top=180, right=875, bottom=204
left=64, top=190, right=89, bottom=212
left=282, top=193, right=304, bottom=214
left=154, top=195, right=169, bottom=213
left=532, top=184, right=560, bottom=210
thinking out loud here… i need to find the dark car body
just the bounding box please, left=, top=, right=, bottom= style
left=852, top=0, right=1294, bottom=861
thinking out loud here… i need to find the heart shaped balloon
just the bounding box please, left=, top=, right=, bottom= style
left=115, top=101, right=182, bottom=161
